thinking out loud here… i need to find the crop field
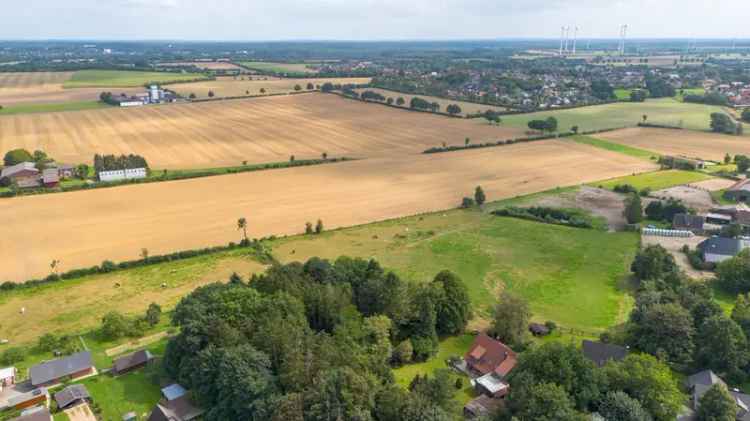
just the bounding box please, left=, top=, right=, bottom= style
left=500, top=98, right=726, bottom=133
left=158, top=61, right=244, bottom=71
left=0, top=71, right=143, bottom=106
left=62, top=69, right=208, bottom=88
left=239, top=61, right=319, bottom=74
left=0, top=93, right=522, bottom=168
left=353, top=87, right=511, bottom=115
left=0, top=139, right=656, bottom=282
left=598, top=127, right=750, bottom=161
left=171, top=76, right=371, bottom=99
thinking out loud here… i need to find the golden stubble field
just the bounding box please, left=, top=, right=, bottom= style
left=0, top=140, right=657, bottom=282
left=0, top=71, right=142, bottom=106
left=598, top=127, right=750, bottom=161
left=0, top=93, right=524, bottom=168
left=170, top=77, right=371, bottom=99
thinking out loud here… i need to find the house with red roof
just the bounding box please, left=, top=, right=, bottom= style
left=464, top=333, right=517, bottom=399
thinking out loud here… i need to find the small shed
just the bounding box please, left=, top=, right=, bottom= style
left=54, top=384, right=91, bottom=410
left=528, top=323, right=550, bottom=336
left=161, top=384, right=187, bottom=401
left=112, top=350, right=154, bottom=375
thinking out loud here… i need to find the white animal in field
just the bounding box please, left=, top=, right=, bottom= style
left=20, top=307, right=25, bottom=315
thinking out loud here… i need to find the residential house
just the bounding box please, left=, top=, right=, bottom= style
left=54, top=384, right=91, bottom=410
left=682, top=370, right=750, bottom=421
left=0, top=162, right=40, bottom=188
left=698, top=237, right=749, bottom=264
left=673, top=214, right=706, bottom=234
left=7, top=388, right=48, bottom=410
left=29, top=351, right=94, bottom=387
left=725, top=179, right=750, bottom=202
left=147, top=384, right=204, bottom=421
left=9, top=406, right=52, bottom=421
left=112, top=349, right=154, bottom=375
left=41, top=168, right=59, bottom=188
left=463, top=334, right=517, bottom=418
left=0, top=366, right=16, bottom=392
left=582, top=340, right=628, bottom=367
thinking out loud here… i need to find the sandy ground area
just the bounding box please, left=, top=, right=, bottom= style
left=690, top=178, right=738, bottom=191
left=651, top=185, right=717, bottom=213
left=642, top=235, right=713, bottom=279
left=534, top=186, right=627, bottom=231
left=65, top=403, right=97, bottom=421
left=0, top=140, right=657, bottom=282
left=0, top=93, right=524, bottom=169
left=599, top=127, right=750, bottom=162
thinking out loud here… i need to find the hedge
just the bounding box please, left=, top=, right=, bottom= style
left=0, top=240, right=276, bottom=292
left=0, top=158, right=352, bottom=199
left=492, top=206, right=595, bottom=229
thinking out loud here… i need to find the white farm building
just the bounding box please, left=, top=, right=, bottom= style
left=98, top=168, right=147, bottom=182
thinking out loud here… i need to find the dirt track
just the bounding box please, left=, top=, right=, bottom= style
left=0, top=93, right=524, bottom=168
left=0, top=140, right=657, bottom=282
left=599, top=127, right=750, bottom=161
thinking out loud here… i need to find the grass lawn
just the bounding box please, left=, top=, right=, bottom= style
left=567, top=135, right=657, bottom=160
left=273, top=209, right=639, bottom=333
left=0, top=101, right=108, bottom=115
left=500, top=98, right=725, bottom=133
left=593, top=170, right=716, bottom=191
left=676, top=88, right=707, bottom=102
left=77, top=370, right=162, bottom=420
left=63, top=70, right=207, bottom=88
left=239, top=61, right=318, bottom=75
left=704, top=164, right=737, bottom=174
left=614, top=88, right=634, bottom=101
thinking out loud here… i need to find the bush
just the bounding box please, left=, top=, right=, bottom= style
left=3, top=148, right=33, bottom=166
left=493, top=206, right=595, bottom=229
left=613, top=184, right=638, bottom=194
left=0, top=347, right=26, bottom=365
left=393, top=340, right=413, bottom=365
left=461, top=197, right=475, bottom=208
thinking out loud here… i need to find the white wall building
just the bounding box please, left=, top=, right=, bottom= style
left=98, top=168, right=147, bottom=182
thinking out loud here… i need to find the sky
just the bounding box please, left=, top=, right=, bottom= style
left=2, top=0, right=749, bottom=41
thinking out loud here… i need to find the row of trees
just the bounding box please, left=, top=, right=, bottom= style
left=711, top=112, right=743, bottom=135
left=527, top=117, right=558, bottom=133
left=93, top=153, right=149, bottom=173
left=162, top=257, right=472, bottom=420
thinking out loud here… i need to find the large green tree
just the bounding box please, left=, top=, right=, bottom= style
left=491, top=291, right=530, bottom=347
left=3, top=148, right=33, bottom=166
left=511, top=382, right=584, bottom=421
left=623, top=193, right=644, bottom=224
left=628, top=302, right=695, bottom=365
left=630, top=245, right=677, bottom=282
left=694, top=315, right=748, bottom=378
left=602, top=354, right=682, bottom=421
left=431, top=271, right=471, bottom=335
left=597, top=391, right=652, bottom=421
left=696, top=384, right=737, bottom=421
left=711, top=112, right=736, bottom=134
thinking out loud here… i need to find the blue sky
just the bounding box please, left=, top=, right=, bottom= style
left=3, top=0, right=748, bottom=40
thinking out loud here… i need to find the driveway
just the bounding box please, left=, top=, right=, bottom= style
left=65, top=403, right=97, bottom=421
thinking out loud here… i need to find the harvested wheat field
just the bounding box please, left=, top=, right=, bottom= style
left=0, top=140, right=657, bottom=282
left=598, top=127, right=750, bottom=161
left=0, top=93, right=523, bottom=168
left=171, top=77, right=371, bottom=99
left=0, top=71, right=142, bottom=106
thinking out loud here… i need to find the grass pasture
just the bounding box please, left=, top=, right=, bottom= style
left=353, top=87, right=511, bottom=116
left=78, top=371, right=162, bottom=421
left=239, top=61, right=319, bottom=75
left=274, top=210, right=640, bottom=333
left=0, top=139, right=656, bottom=282
left=598, top=127, right=750, bottom=162
left=593, top=169, right=716, bottom=191
left=171, top=76, right=371, bottom=99
left=500, top=98, right=725, bottom=133
left=0, top=248, right=266, bottom=344
left=63, top=70, right=208, bottom=88
left=567, top=135, right=657, bottom=160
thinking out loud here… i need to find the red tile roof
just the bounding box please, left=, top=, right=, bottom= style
left=464, top=333, right=517, bottom=378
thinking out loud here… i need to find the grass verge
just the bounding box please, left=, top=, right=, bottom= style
left=568, top=135, right=657, bottom=160
left=593, top=170, right=715, bottom=191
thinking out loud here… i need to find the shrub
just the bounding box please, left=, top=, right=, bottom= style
left=613, top=184, right=638, bottom=194
left=493, top=207, right=595, bottom=229
left=461, top=197, right=475, bottom=208
left=305, top=222, right=314, bottom=235
left=0, top=347, right=25, bottom=365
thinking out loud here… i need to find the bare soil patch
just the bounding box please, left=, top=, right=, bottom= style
left=533, top=186, right=627, bottom=231
left=0, top=93, right=525, bottom=169
left=599, top=127, right=750, bottom=162
left=651, top=185, right=716, bottom=213
left=65, top=403, right=97, bottom=421
left=0, top=140, right=657, bottom=282
left=690, top=178, right=738, bottom=191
